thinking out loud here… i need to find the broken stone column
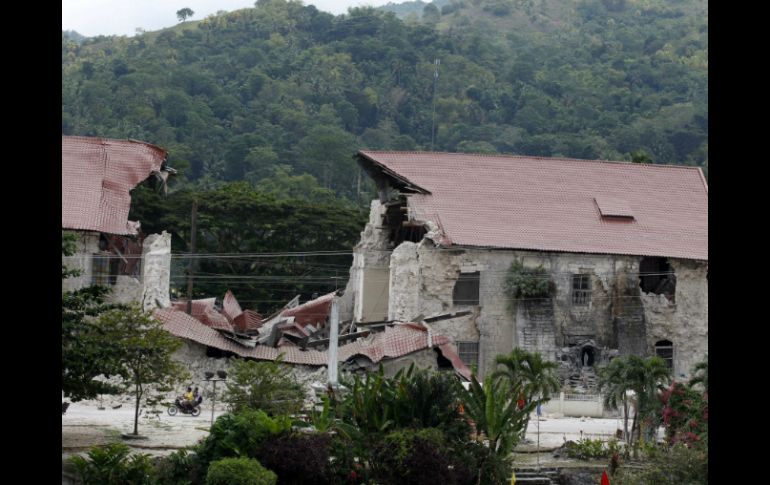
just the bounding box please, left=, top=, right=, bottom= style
left=141, top=231, right=171, bottom=310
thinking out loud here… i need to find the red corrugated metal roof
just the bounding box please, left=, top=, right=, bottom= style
left=222, top=290, right=243, bottom=322
left=358, top=151, right=708, bottom=261
left=62, top=136, right=167, bottom=235
left=155, top=308, right=470, bottom=377
left=280, top=292, right=335, bottom=327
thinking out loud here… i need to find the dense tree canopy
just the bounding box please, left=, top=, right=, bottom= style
left=63, top=0, right=708, bottom=199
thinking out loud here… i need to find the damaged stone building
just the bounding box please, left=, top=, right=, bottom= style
left=342, top=151, right=707, bottom=388
left=61, top=136, right=174, bottom=310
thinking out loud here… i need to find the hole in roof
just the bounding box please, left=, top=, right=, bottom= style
left=594, top=197, right=634, bottom=219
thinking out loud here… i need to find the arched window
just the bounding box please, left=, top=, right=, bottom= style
left=655, top=340, right=674, bottom=370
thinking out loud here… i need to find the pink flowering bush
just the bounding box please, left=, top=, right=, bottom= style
left=659, top=381, right=707, bottom=448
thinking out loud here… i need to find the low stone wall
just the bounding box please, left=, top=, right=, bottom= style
left=539, top=393, right=605, bottom=418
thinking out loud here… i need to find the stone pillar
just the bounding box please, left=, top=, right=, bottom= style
left=141, top=231, right=171, bottom=310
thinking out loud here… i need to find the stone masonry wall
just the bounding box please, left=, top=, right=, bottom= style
left=62, top=231, right=172, bottom=310
left=384, top=245, right=708, bottom=378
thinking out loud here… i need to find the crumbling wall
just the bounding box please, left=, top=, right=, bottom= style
left=383, top=244, right=707, bottom=381
left=62, top=231, right=172, bottom=310
left=141, top=231, right=171, bottom=310
left=61, top=232, right=100, bottom=293
left=344, top=200, right=392, bottom=322
left=641, top=258, right=708, bottom=378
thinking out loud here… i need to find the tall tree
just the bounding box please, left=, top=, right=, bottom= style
left=62, top=232, right=126, bottom=402
left=493, top=348, right=561, bottom=439
left=97, top=305, right=187, bottom=436
left=598, top=357, right=631, bottom=444
left=177, top=8, right=195, bottom=22
left=598, top=355, right=670, bottom=448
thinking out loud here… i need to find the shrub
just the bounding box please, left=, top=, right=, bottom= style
left=222, top=358, right=306, bottom=415
left=613, top=444, right=707, bottom=485
left=503, top=261, right=552, bottom=313
left=192, top=410, right=291, bottom=474
left=454, top=441, right=512, bottom=485
left=337, top=365, right=469, bottom=441
left=564, top=438, right=622, bottom=460
left=69, top=443, right=154, bottom=485
left=370, top=428, right=474, bottom=485
left=153, top=449, right=194, bottom=485
left=254, top=432, right=333, bottom=485
left=205, top=457, right=276, bottom=485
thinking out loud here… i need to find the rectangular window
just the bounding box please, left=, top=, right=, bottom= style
left=655, top=343, right=674, bottom=370
left=457, top=341, right=479, bottom=367
left=572, top=274, right=591, bottom=306
left=453, top=272, right=480, bottom=306
left=91, top=255, right=117, bottom=286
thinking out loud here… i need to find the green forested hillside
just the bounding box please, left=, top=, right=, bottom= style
left=62, top=0, right=708, bottom=198
left=63, top=0, right=707, bottom=311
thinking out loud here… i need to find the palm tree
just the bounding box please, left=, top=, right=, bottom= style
left=493, top=348, right=561, bottom=439
left=598, top=357, right=631, bottom=445
left=688, top=356, right=708, bottom=394
left=622, top=355, right=671, bottom=447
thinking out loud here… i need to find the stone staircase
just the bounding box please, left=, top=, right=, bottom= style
left=567, top=366, right=598, bottom=392
left=512, top=467, right=559, bottom=484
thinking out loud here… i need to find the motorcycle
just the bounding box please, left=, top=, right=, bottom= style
left=167, top=396, right=202, bottom=417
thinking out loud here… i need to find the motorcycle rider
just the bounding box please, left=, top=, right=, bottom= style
left=183, top=387, right=194, bottom=410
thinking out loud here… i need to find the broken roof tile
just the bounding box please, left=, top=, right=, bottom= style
left=62, top=136, right=168, bottom=235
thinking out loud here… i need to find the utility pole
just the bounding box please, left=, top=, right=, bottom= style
left=327, top=298, right=339, bottom=386
left=431, top=58, right=440, bottom=151
left=186, top=199, right=198, bottom=315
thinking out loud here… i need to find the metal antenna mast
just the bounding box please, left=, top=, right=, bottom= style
left=431, top=58, right=440, bottom=151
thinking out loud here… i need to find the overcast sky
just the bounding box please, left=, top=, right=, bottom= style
left=62, top=0, right=398, bottom=37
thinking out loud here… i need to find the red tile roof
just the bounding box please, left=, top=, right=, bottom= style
left=221, top=290, right=243, bottom=322
left=155, top=308, right=471, bottom=378
left=62, top=136, right=167, bottom=235
left=280, top=292, right=335, bottom=328
left=358, top=151, right=708, bottom=261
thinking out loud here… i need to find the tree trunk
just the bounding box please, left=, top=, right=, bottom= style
left=630, top=408, right=638, bottom=457
left=622, top=397, right=629, bottom=446
left=133, top=381, right=142, bottom=436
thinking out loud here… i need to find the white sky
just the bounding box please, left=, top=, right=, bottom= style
left=62, top=0, right=398, bottom=37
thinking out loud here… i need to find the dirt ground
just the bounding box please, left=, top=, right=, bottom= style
left=62, top=400, right=228, bottom=460
left=63, top=401, right=623, bottom=457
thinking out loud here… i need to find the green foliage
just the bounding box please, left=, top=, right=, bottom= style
left=253, top=432, right=335, bottom=485
left=613, top=444, right=708, bottom=485
left=63, top=0, right=708, bottom=195
left=597, top=355, right=670, bottom=447
left=458, top=373, right=532, bottom=456
left=128, top=182, right=365, bottom=315
left=688, top=356, right=708, bottom=392
left=177, top=8, right=195, bottom=22
left=493, top=347, right=560, bottom=438
left=660, top=373, right=707, bottom=448
left=69, top=443, right=154, bottom=485
left=337, top=365, right=468, bottom=439
left=222, top=357, right=306, bottom=415
left=205, top=457, right=276, bottom=485
left=194, top=409, right=292, bottom=470
left=153, top=449, right=194, bottom=485
left=503, top=261, right=552, bottom=313
left=564, top=438, right=622, bottom=460
left=370, top=428, right=476, bottom=485
left=95, top=304, right=187, bottom=435
left=62, top=232, right=126, bottom=402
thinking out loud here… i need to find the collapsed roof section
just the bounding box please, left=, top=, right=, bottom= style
left=157, top=291, right=472, bottom=380
left=62, top=136, right=172, bottom=236
left=356, top=151, right=708, bottom=261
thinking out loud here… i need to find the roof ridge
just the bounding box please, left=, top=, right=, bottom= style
left=358, top=150, right=704, bottom=172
